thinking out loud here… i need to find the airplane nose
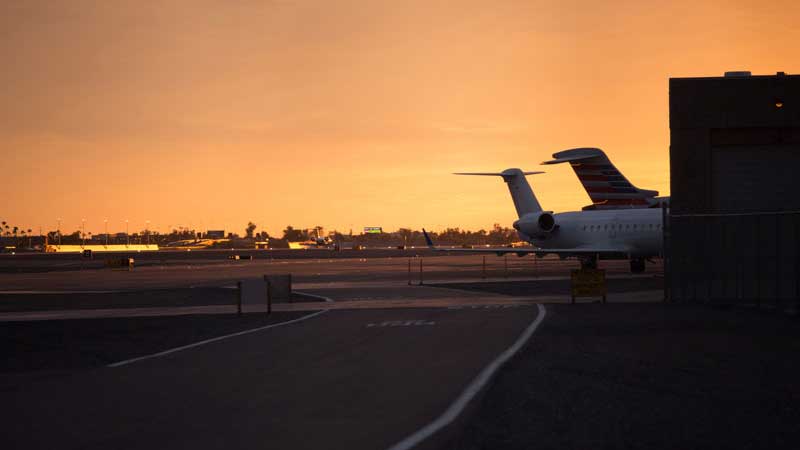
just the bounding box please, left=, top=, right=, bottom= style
left=512, top=221, right=520, bottom=231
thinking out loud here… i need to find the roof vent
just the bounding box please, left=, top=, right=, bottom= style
left=724, top=71, right=751, bottom=78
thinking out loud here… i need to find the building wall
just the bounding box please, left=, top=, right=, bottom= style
left=668, top=73, right=800, bottom=307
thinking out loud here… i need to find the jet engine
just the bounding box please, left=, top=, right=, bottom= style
left=536, top=212, right=556, bottom=232
left=514, top=211, right=557, bottom=238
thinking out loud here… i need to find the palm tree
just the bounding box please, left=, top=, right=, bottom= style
left=245, top=222, right=257, bottom=239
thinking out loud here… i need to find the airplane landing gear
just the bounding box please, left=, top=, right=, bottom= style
left=630, top=257, right=646, bottom=273
left=580, top=255, right=598, bottom=270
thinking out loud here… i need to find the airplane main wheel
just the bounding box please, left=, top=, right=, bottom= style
left=630, top=258, right=646, bottom=273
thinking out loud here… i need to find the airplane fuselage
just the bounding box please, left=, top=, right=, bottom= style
left=517, top=208, right=663, bottom=257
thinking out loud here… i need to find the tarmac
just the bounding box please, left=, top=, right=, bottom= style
left=3, top=251, right=796, bottom=449
left=2, top=305, right=542, bottom=449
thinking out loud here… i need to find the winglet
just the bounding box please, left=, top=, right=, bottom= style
left=422, top=228, right=435, bottom=248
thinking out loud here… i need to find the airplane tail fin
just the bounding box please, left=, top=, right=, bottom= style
left=422, top=228, right=435, bottom=248
left=541, top=148, right=658, bottom=209
left=454, top=169, right=545, bottom=218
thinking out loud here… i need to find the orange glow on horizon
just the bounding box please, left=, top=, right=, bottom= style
left=1, top=1, right=799, bottom=236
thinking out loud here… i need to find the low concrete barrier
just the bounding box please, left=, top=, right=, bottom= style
left=238, top=279, right=268, bottom=314
left=265, top=274, right=292, bottom=303
left=237, top=274, right=292, bottom=314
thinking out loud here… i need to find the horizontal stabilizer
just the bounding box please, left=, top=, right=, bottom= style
left=454, top=171, right=544, bottom=176
left=541, top=147, right=605, bottom=165
left=454, top=168, right=545, bottom=217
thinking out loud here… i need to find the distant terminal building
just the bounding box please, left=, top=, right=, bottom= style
left=668, top=71, right=800, bottom=307
left=205, top=230, right=225, bottom=239
left=45, top=244, right=159, bottom=253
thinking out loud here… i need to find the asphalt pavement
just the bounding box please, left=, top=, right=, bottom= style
left=453, top=303, right=800, bottom=450
left=1, top=305, right=541, bottom=450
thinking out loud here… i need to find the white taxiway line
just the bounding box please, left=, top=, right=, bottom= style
left=385, top=303, right=547, bottom=450
left=107, top=308, right=332, bottom=368
left=292, top=290, right=335, bottom=302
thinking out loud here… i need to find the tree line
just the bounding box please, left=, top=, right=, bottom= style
left=0, top=219, right=522, bottom=249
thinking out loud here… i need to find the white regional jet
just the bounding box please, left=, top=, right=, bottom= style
left=423, top=168, right=665, bottom=273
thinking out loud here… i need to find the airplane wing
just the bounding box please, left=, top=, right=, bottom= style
left=422, top=229, right=628, bottom=256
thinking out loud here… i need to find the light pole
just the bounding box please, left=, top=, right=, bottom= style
left=57, top=218, right=62, bottom=245
left=125, top=219, right=129, bottom=246
left=145, top=220, right=150, bottom=245
left=81, top=219, right=86, bottom=247
left=104, top=219, right=108, bottom=246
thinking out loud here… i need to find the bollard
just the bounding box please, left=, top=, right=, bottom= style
left=419, top=258, right=424, bottom=286
left=288, top=273, right=293, bottom=304
left=482, top=255, right=486, bottom=279
left=264, top=276, right=272, bottom=316
left=237, top=281, right=242, bottom=316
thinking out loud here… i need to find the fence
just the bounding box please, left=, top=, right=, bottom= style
left=405, top=254, right=662, bottom=285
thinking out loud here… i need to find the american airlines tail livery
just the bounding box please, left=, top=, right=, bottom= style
left=542, top=147, right=669, bottom=210
left=424, top=160, right=666, bottom=273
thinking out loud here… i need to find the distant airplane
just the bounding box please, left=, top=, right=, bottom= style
left=541, top=147, right=669, bottom=210
left=288, top=230, right=334, bottom=249
left=424, top=166, right=665, bottom=273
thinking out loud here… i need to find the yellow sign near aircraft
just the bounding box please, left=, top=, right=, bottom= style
left=571, top=269, right=607, bottom=303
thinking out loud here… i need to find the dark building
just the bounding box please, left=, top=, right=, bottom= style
left=205, top=230, right=225, bottom=239
left=668, top=71, right=800, bottom=307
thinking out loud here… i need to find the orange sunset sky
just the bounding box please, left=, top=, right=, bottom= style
left=1, top=0, right=799, bottom=236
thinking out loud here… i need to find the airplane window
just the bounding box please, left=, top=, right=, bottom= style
left=633, top=224, right=637, bottom=230
left=626, top=224, right=630, bottom=229
left=582, top=225, right=586, bottom=231
left=604, top=224, right=608, bottom=230
left=649, top=224, right=653, bottom=229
